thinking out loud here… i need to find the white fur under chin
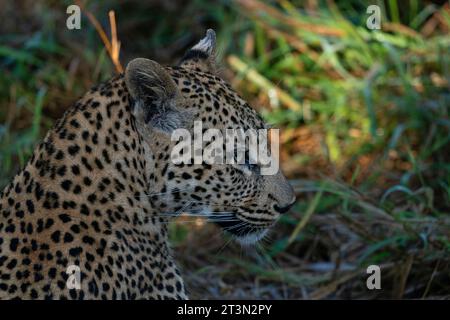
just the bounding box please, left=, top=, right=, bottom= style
left=236, top=229, right=269, bottom=246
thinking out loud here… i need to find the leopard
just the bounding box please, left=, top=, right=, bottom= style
left=0, top=29, right=296, bottom=299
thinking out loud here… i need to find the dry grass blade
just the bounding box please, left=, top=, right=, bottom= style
left=75, top=0, right=123, bottom=73
left=421, top=259, right=442, bottom=299
left=394, top=255, right=414, bottom=299
left=288, top=188, right=323, bottom=245
left=108, top=10, right=123, bottom=73
left=421, top=3, right=450, bottom=36
left=383, top=22, right=422, bottom=38
left=254, top=21, right=319, bottom=60
left=309, top=269, right=362, bottom=299
left=236, top=0, right=345, bottom=37
left=227, top=55, right=302, bottom=111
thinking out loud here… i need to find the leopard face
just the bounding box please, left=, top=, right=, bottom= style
left=127, top=30, right=296, bottom=245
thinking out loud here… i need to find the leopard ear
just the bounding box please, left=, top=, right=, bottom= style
left=179, top=29, right=217, bottom=73
left=125, top=58, right=191, bottom=134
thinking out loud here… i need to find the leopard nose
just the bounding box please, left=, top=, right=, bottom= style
left=274, top=196, right=296, bottom=214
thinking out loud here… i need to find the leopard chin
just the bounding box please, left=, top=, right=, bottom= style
left=213, top=218, right=270, bottom=246
left=235, top=228, right=269, bottom=246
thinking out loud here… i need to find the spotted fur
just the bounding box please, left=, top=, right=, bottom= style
left=0, top=30, right=295, bottom=299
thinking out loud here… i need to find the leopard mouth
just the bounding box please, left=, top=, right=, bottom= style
left=213, top=216, right=271, bottom=245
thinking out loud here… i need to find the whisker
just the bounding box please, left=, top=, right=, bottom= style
left=158, top=213, right=237, bottom=220
left=215, top=232, right=235, bottom=256
left=220, top=221, right=246, bottom=232
left=144, top=186, right=195, bottom=197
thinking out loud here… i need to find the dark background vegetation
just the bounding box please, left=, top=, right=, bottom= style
left=0, top=0, right=449, bottom=299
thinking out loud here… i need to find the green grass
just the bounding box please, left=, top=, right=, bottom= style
left=1, top=0, right=449, bottom=299
left=185, top=0, right=450, bottom=299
